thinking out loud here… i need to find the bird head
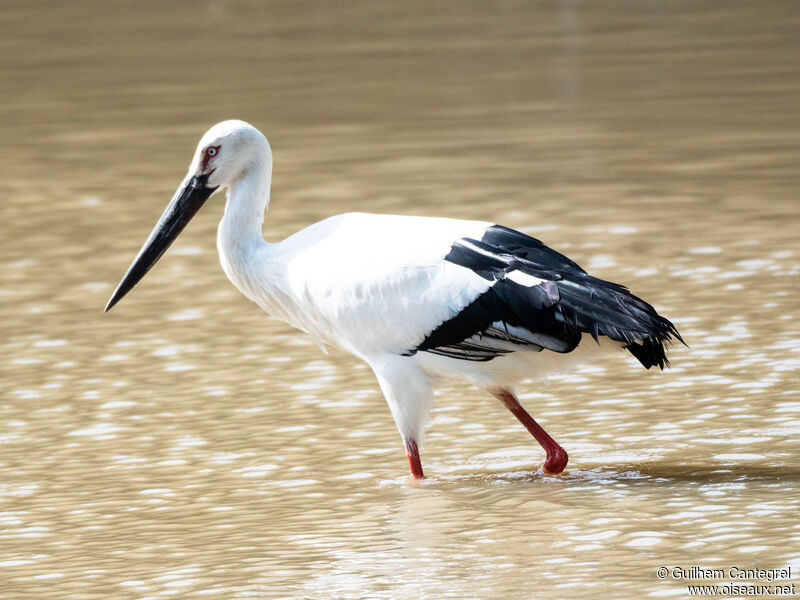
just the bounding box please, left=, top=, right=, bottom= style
left=104, top=120, right=270, bottom=313
left=190, top=120, right=271, bottom=190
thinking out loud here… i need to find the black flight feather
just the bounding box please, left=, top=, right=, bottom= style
left=405, top=225, right=683, bottom=369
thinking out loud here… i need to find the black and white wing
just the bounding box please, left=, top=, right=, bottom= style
left=406, top=225, right=683, bottom=369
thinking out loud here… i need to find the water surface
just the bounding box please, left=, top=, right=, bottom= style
left=1, top=1, right=799, bottom=598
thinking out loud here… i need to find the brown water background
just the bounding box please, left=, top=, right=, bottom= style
left=1, top=1, right=799, bottom=598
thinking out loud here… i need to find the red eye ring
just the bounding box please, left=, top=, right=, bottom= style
left=206, top=146, right=219, bottom=157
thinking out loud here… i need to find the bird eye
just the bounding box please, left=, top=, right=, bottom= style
left=206, top=147, right=218, bottom=157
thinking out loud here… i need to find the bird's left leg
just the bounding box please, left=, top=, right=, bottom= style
left=492, top=388, right=568, bottom=474
left=370, top=357, right=434, bottom=479
left=404, top=439, right=424, bottom=480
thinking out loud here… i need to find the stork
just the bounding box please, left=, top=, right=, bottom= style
left=105, top=120, right=683, bottom=479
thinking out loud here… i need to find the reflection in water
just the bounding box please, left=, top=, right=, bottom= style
left=1, top=0, right=800, bottom=598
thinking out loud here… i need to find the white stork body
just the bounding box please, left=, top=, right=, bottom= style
left=221, top=212, right=489, bottom=357
left=107, top=120, right=682, bottom=478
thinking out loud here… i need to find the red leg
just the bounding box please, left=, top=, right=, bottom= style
left=405, top=439, right=425, bottom=479
left=493, top=388, right=568, bottom=474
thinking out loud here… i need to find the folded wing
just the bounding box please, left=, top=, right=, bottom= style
left=406, top=225, right=683, bottom=369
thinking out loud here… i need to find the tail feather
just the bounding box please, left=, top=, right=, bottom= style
left=554, top=275, right=684, bottom=371
left=626, top=338, right=670, bottom=370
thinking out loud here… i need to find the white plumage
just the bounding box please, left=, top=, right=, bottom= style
left=106, top=120, right=682, bottom=478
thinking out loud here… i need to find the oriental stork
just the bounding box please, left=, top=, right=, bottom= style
left=105, top=120, right=683, bottom=479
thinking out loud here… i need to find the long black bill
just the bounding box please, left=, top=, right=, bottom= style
left=104, top=174, right=218, bottom=313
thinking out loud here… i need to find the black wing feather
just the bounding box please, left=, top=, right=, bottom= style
left=406, top=225, right=683, bottom=369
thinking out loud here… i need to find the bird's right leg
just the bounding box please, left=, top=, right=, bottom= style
left=370, top=358, right=434, bottom=480
left=492, top=388, right=568, bottom=474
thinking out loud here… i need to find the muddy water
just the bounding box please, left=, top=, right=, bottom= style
left=1, top=1, right=799, bottom=598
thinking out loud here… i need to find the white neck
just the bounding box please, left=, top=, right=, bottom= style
left=217, top=161, right=272, bottom=301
